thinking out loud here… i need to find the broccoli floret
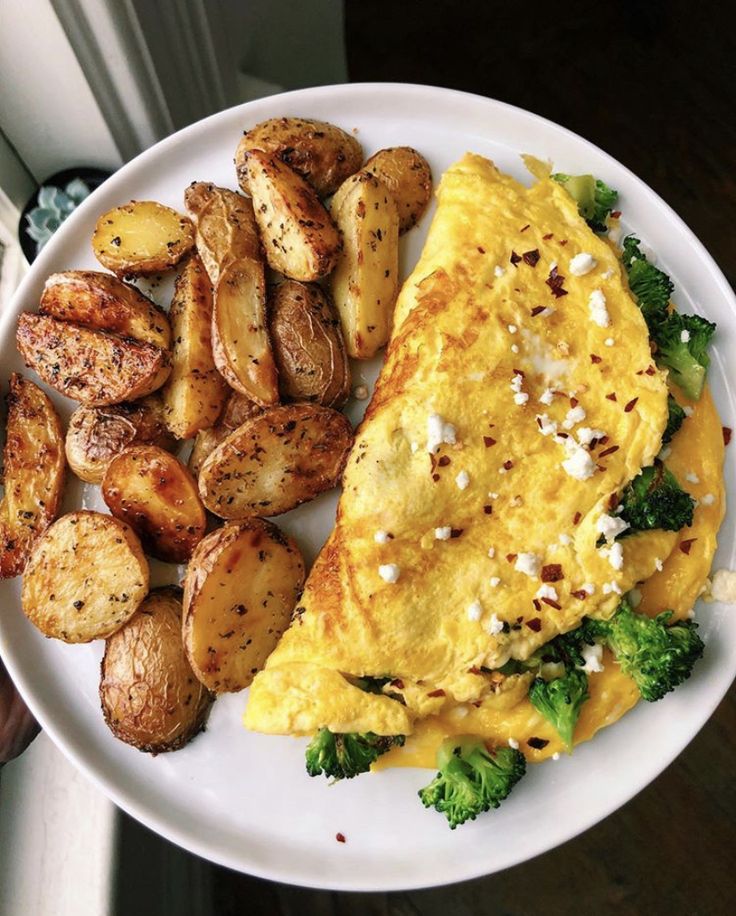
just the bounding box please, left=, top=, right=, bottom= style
left=663, top=394, right=686, bottom=445
left=619, top=462, right=695, bottom=532
left=305, top=729, right=405, bottom=780
left=586, top=601, right=704, bottom=701
left=552, top=173, right=618, bottom=232
left=651, top=311, right=717, bottom=400
left=621, top=235, right=673, bottom=323
left=528, top=667, right=590, bottom=750
left=418, top=736, right=526, bottom=829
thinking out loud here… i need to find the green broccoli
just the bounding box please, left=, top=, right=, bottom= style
left=552, top=173, right=618, bottom=232
left=651, top=311, right=716, bottom=401
left=621, top=235, right=673, bottom=323
left=663, top=394, right=686, bottom=445
left=418, top=736, right=526, bottom=829
left=585, top=601, right=704, bottom=701
left=619, top=462, right=695, bottom=532
left=528, top=667, right=590, bottom=750
left=305, top=729, right=405, bottom=780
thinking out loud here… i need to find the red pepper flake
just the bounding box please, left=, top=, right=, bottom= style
left=645, top=365, right=656, bottom=376
left=510, top=250, right=522, bottom=266
left=635, top=370, right=644, bottom=376
left=606, top=392, right=617, bottom=401
left=611, top=210, right=621, bottom=219
left=596, top=464, right=606, bottom=472
left=483, top=436, right=497, bottom=447
left=570, top=396, right=579, bottom=408
left=598, top=435, right=610, bottom=446
left=599, top=445, right=620, bottom=458
left=477, top=245, right=486, bottom=254
left=506, top=553, right=518, bottom=563
left=520, top=224, right=530, bottom=232
left=530, top=305, right=546, bottom=317
left=532, top=599, right=541, bottom=612
left=573, top=511, right=582, bottom=525
left=522, top=248, right=540, bottom=267
left=545, top=265, right=568, bottom=298
left=560, top=239, right=568, bottom=246
left=336, top=832, right=346, bottom=843
left=468, top=666, right=482, bottom=675
left=390, top=678, right=405, bottom=689
left=542, top=232, right=554, bottom=240
left=557, top=432, right=569, bottom=439
left=438, top=455, right=451, bottom=467
left=450, top=528, right=464, bottom=538
left=608, top=492, right=619, bottom=510
left=503, top=459, right=514, bottom=470
left=427, top=688, right=446, bottom=698
left=624, top=397, right=639, bottom=413
left=512, top=367, right=525, bottom=378
left=432, top=473, right=440, bottom=482
left=679, top=538, right=697, bottom=555
left=527, top=736, right=549, bottom=749
left=472, top=700, right=483, bottom=708
left=571, top=589, right=589, bottom=600
left=590, top=354, right=602, bottom=364
left=483, top=505, right=494, bottom=515
left=525, top=618, right=542, bottom=632
left=541, top=596, right=562, bottom=610
left=541, top=564, right=564, bottom=582
left=723, top=427, right=732, bottom=446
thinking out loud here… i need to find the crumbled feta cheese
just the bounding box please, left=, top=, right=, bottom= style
left=608, top=223, right=622, bottom=244
left=708, top=569, right=736, bottom=603
left=601, top=267, right=614, bottom=279
left=680, top=329, right=691, bottom=343
left=435, top=526, right=452, bottom=541
left=508, top=324, right=518, bottom=334
left=659, top=445, right=672, bottom=460
left=410, top=441, right=419, bottom=453
left=353, top=384, right=369, bottom=400
left=536, top=584, right=558, bottom=600
left=487, top=613, right=504, bottom=635
left=602, top=581, right=622, bottom=595
left=569, top=252, right=597, bottom=276
left=467, top=600, right=483, bottom=621
left=487, top=546, right=496, bottom=558
left=374, top=530, right=391, bottom=544
left=597, top=512, right=630, bottom=541
left=608, top=541, right=624, bottom=571
left=508, top=737, right=520, bottom=750
left=562, top=443, right=596, bottom=480
left=562, top=405, right=586, bottom=429
left=539, top=387, right=555, bottom=406
left=488, top=492, right=499, bottom=499
left=588, top=288, right=610, bottom=327
left=655, top=557, right=664, bottom=571
left=513, top=391, right=528, bottom=404
left=511, top=344, right=520, bottom=354
left=515, top=553, right=542, bottom=578
left=701, top=493, right=716, bottom=506
left=629, top=588, right=642, bottom=607
left=378, top=564, right=400, bottom=583
left=552, top=752, right=561, bottom=761
left=509, top=495, right=523, bottom=508
left=683, top=406, right=694, bottom=417
left=687, top=608, right=696, bottom=619
left=579, top=642, right=605, bottom=673
left=604, top=337, right=615, bottom=347
left=489, top=576, right=502, bottom=587
left=455, top=470, right=470, bottom=490
left=537, top=414, right=558, bottom=436
left=685, top=471, right=700, bottom=484
left=427, top=413, right=457, bottom=453
left=576, top=426, right=606, bottom=446
left=510, top=374, right=523, bottom=393
left=581, top=582, right=595, bottom=595
left=549, top=260, right=558, bottom=272
left=494, top=265, right=506, bottom=278
left=559, top=533, right=572, bottom=546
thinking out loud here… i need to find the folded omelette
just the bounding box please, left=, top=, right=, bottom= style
left=245, top=153, right=725, bottom=765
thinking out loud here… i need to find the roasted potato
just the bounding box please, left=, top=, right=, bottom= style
left=187, top=392, right=264, bottom=478
left=245, top=150, right=341, bottom=282
left=65, top=395, right=174, bottom=484
left=269, top=280, right=350, bottom=407
left=183, top=520, right=305, bottom=692
left=235, top=117, right=362, bottom=198
left=102, top=445, right=206, bottom=563
left=364, top=147, right=433, bottom=234
left=21, top=511, right=148, bottom=643
left=188, top=427, right=228, bottom=479
left=92, top=201, right=195, bottom=276
left=329, top=171, right=400, bottom=358
left=198, top=404, right=353, bottom=518
left=41, top=270, right=171, bottom=349
left=0, top=374, right=65, bottom=578
left=100, top=587, right=212, bottom=753
left=219, top=390, right=264, bottom=429
left=161, top=255, right=227, bottom=438
left=16, top=313, right=171, bottom=406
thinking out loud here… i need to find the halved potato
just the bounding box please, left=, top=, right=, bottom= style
left=102, top=445, right=206, bottom=563
left=0, top=374, right=65, bottom=578
left=269, top=280, right=350, bottom=407
left=21, top=511, right=148, bottom=643
left=65, top=395, right=174, bottom=484
left=188, top=426, right=229, bottom=479
left=92, top=201, right=195, bottom=276
left=162, top=255, right=227, bottom=438
left=16, top=313, right=171, bottom=406
left=100, top=587, right=212, bottom=753
left=183, top=520, right=305, bottom=692
left=364, top=147, right=432, bottom=234
left=41, top=270, right=171, bottom=349
left=219, top=390, right=263, bottom=429
left=245, top=150, right=341, bottom=281
left=235, top=117, right=363, bottom=197
left=329, top=170, right=400, bottom=358
left=198, top=404, right=353, bottom=518
left=187, top=392, right=264, bottom=478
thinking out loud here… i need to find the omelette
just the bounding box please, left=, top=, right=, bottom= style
left=245, top=154, right=725, bottom=815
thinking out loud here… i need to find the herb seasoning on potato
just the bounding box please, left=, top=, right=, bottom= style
left=364, top=146, right=433, bottom=234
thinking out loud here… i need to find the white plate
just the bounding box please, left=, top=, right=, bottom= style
left=1, top=84, right=734, bottom=891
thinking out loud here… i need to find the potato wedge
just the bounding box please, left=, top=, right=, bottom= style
left=161, top=255, right=227, bottom=438
left=329, top=171, right=400, bottom=358
left=188, top=427, right=228, bottom=479
left=102, top=445, right=206, bottom=563
left=364, top=147, right=432, bottom=234
left=0, top=374, right=65, bottom=578
left=65, top=395, right=174, bottom=484
left=92, top=201, right=195, bottom=276
left=41, top=270, right=171, bottom=349
left=219, top=390, right=264, bottom=429
left=198, top=404, right=353, bottom=518
left=16, top=313, right=171, bottom=406
left=100, top=587, right=212, bottom=753
left=21, top=511, right=148, bottom=643
left=235, top=117, right=362, bottom=197
left=269, top=280, right=350, bottom=407
left=183, top=520, right=304, bottom=692
left=187, top=392, right=263, bottom=478
left=245, top=150, right=341, bottom=281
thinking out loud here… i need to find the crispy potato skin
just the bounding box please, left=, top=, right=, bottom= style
left=235, top=117, right=362, bottom=197
left=41, top=270, right=171, bottom=349
left=162, top=255, right=227, bottom=438
left=102, top=445, right=206, bottom=563
left=269, top=280, right=350, bottom=407
left=183, top=520, right=305, bottom=692
left=92, top=201, right=195, bottom=276
left=329, top=171, right=400, bottom=358
left=100, top=587, right=212, bottom=753
left=65, top=395, right=174, bottom=484
left=187, top=392, right=264, bottom=478
left=245, top=150, right=341, bottom=282
left=16, top=313, right=171, bottom=406
left=0, top=374, right=65, bottom=578
left=364, top=147, right=433, bottom=234
left=198, top=404, right=354, bottom=518
left=21, top=511, right=149, bottom=643
left=219, top=391, right=264, bottom=429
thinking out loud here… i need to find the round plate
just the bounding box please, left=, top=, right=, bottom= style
left=1, top=84, right=734, bottom=891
